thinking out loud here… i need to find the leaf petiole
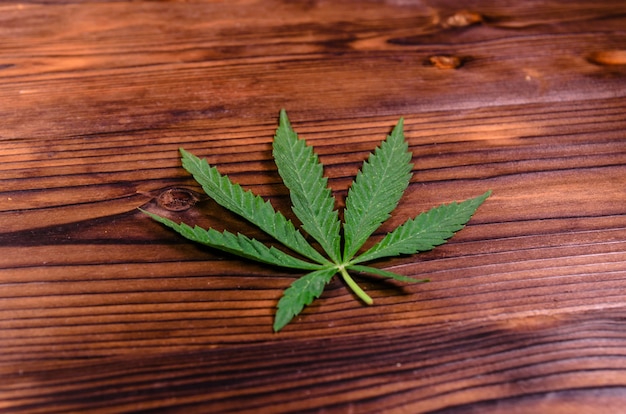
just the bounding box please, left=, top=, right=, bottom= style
left=338, top=265, right=373, bottom=305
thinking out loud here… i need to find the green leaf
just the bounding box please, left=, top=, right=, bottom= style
left=348, top=264, right=429, bottom=284
left=274, top=266, right=337, bottom=331
left=272, top=109, right=341, bottom=262
left=141, top=210, right=322, bottom=270
left=179, top=148, right=329, bottom=265
left=352, top=191, right=491, bottom=264
left=143, top=110, right=492, bottom=332
left=342, top=118, right=413, bottom=261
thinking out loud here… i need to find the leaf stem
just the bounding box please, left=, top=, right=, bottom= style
left=338, top=265, right=373, bottom=305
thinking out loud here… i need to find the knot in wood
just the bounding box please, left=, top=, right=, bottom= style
left=587, top=50, right=626, bottom=66
left=444, top=10, right=483, bottom=28
left=156, top=188, right=199, bottom=211
left=429, top=55, right=463, bottom=69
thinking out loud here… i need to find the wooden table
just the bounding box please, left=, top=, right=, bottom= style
left=2, top=1, right=626, bottom=412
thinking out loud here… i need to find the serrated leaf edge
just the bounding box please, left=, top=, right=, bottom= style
left=179, top=148, right=330, bottom=266
left=272, top=109, right=342, bottom=262
left=352, top=190, right=491, bottom=264
left=342, top=118, right=413, bottom=260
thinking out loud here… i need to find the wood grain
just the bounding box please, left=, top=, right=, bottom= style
left=1, top=0, right=626, bottom=412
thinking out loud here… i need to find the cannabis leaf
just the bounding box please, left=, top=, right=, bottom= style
left=142, top=109, right=491, bottom=332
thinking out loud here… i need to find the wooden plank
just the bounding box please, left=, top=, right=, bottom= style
left=1, top=0, right=626, bottom=412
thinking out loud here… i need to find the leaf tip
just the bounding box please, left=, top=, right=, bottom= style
left=179, top=147, right=192, bottom=160
left=480, top=189, right=492, bottom=201
left=279, top=108, right=291, bottom=127
left=389, top=117, right=406, bottom=142
left=395, top=117, right=405, bottom=132
left=273, top=311, right=291, bottom=333
left=138, top=208, right=157, bottom=220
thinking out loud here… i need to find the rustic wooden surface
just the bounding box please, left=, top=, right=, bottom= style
left=2, top=0, right=626, bottom=412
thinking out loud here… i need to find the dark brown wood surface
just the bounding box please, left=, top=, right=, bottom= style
left=2, top=0, right=626, bottom=412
